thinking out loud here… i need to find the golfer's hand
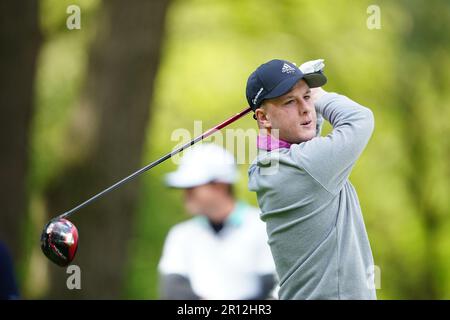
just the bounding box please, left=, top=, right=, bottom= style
left=299, top=59, right=325, bottom=74
left=299, top=58, right=327, bottom=103
left=298, top=59, right=327, bottom=136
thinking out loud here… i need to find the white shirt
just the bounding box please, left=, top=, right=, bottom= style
left=158, top=201, right=276, bottom=299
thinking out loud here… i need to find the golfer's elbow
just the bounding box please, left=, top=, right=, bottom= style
left=361, top=106, right=375, bottom=137
left=351, top=106, right=375, bottom=147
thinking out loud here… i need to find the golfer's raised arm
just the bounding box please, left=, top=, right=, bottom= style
left=292, top=91, right=375, bottom=194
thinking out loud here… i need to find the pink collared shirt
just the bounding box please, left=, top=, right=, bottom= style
left=257, top=133, right=292, bottom=151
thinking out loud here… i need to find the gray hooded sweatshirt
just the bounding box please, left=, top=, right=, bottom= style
left=248, top=92, right=376, bottom=300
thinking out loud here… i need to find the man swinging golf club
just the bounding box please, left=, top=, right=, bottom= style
left=247, top=58, right=376, bottom=299
left=39, top=58, right=374, bottom=301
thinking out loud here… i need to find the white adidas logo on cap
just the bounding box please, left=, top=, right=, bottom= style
left=281, top=62, right=296, bottom=74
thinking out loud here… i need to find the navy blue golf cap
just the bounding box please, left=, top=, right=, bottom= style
left=246, top=59, right=327, bottom=111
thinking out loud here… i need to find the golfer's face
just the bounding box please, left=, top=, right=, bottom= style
left=263, top=80, right=317, bottom=143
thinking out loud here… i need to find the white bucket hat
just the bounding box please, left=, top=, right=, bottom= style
left=165, top=143, right=239, bottom=188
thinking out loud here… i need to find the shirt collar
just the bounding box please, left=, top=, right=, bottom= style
left=195, top=201, right=246, bottom=229
left=257, top=133, right=291, bottom=151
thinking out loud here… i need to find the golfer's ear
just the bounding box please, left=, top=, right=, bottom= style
left=255, top=107, right=271, bottom=129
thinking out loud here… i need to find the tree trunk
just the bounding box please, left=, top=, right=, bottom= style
left=0, top=0, right=41, bottom=263
left=45, top=0, right=170, bottom=298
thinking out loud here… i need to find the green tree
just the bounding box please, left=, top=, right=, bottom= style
left=44, top=0, right=171, bottom=298
left=0, top=0, right=41, bottom=265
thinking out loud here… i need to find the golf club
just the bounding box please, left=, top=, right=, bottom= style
left=41, top=106, right=253, bottom=266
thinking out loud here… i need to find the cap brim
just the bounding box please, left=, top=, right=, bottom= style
left=263, top=71, right=327, bottom=102
left=165, top=170, right=211, bottom=189
left=303, top=71, right=327, bottom=88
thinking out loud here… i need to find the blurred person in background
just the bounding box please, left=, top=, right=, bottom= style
left=158, top=143, right=277, bottom=300
left=0, top=241, right=20, bottom=299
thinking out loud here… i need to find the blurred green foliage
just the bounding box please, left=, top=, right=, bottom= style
left=27, top=0, right=449, bottom=299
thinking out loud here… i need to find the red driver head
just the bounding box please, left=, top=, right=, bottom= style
left=41, top=218, right=78, bottom=267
